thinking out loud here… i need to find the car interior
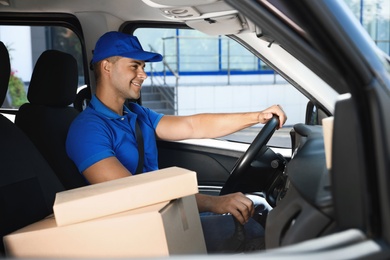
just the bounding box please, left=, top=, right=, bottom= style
left=0, top=0, right=390, bottom=258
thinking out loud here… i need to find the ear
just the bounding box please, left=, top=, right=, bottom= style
left=101, top=59, right=112, bottom=74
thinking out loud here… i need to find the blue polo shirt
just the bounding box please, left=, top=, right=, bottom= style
left=66, top=95, right=164, bottom=176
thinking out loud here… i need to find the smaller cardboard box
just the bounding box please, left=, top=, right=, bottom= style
left=4, top=195, right=206, bottom=258
left=53, top=166, right=198, bottom=226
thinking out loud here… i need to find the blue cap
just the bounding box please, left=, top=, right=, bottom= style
left=91, top=31, right=163, bottom=64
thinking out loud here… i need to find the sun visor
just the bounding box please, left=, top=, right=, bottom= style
left=142, top=0, right=251, bottom=35
left=186, top=14, right=246, bottom=35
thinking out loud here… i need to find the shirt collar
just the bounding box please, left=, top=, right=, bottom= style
left=89, top=95, right=133, bottom=119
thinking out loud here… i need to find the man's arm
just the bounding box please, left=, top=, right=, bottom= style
left=155, top=104, right=287, bottom=141
left=82, top=156, right=132, bottom=184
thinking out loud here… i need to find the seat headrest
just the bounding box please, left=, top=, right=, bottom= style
left=0, top=41, right=11, bottom=106
left=28, top=50, right=78, bottom=107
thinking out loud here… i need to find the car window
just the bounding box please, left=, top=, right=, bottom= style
left=0, top=25, right=85, bottom=120
left=343, top=0, right=389, bottom=55
left=134, top=28, right=309, bottom=148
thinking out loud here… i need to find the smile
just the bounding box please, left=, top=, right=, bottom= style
left=131, top=82, right=141, bottom=87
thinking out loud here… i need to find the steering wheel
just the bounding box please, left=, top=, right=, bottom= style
left=219, top=115, right=280, bottom=195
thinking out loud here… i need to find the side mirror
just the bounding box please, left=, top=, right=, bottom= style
left=305, top=101, right=329, bottom=125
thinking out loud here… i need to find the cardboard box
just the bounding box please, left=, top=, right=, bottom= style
left=322, top=117, right=334, bottom=170
left=4, top=195, right=207, bottom=258
left=54, top=166, right=198, bottom=226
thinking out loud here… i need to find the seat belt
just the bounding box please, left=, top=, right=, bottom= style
left=134, top=119, right=144, bottom=174
left=126, top=100, right=144, bottom=174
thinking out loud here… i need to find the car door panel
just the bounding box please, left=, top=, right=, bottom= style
left=157, top=140, right=241, bottom=191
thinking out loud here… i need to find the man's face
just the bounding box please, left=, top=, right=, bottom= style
left=109, top=57, right=147, bottom=100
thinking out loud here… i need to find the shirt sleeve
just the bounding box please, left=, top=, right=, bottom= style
left=66, top=112, right=115, bottom=173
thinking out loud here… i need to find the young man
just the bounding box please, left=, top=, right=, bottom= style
left=66, top=31, right=287, bottom=227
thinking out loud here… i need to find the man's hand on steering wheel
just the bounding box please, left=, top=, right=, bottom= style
left=258, top=104, right=287, bottom=129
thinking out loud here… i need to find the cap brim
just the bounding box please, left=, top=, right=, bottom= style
left=122, top=50, right=163, bottom=62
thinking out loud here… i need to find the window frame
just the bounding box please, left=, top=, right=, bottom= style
left=0, top=12, right=89, bottom=114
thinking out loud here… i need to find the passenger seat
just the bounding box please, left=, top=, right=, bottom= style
left=0, top=42, right=65, bottom=255
left=15, top=50, right=87, bottom=190
left=0, top=41, right=9, bottom=106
